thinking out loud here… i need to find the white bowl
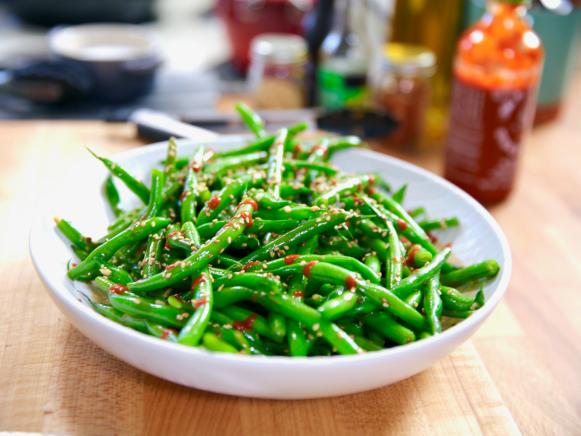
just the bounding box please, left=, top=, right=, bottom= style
left=30, top=136, right=511, bottom=399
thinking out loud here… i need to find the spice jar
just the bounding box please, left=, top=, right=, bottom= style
left=248, top=33, right=307, bottom=109
left=371, top=43, right=436, bottom=149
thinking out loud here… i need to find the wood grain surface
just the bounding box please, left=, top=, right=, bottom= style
left=1, top=74, right=580, bottom=435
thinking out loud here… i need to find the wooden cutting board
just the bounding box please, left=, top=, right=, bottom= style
left=4, top=101, right=581, bottom=433
left=0, top=121, right=521, bottom=435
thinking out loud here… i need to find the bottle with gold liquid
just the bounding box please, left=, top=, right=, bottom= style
left=390, top=0, right=465, bottom=143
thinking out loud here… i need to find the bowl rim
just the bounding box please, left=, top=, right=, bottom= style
left=30, top=138, right=512, bottom=367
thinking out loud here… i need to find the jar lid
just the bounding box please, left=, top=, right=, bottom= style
left=250, top=33, right=307, bottom=65
left=382, top=43, right=436, bottom=77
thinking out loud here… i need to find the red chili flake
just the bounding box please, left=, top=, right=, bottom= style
left=239, top=211, right=254, bottom=228
left=110, top=284, right=128, bottom=295
left=208, top=196, right=221, bottom=210
left=160, top=328, right=176, bottom=340
left=191, top=274, right=206, bottom=290
left=397, top=219, right=408, bottom=231
left=242, top=260, right=262, bottom=272
left=445, top=242, right=453, bottom=249
left=293, top=290, right=304, bottom=298
left=367, top=187, right=376, bottom=195
left=401, top=236, right=409, bottom=244
left=428, top=232, right=439, bottom=244
left=406, top=245, right=421, bottom=266
left=303, top=261, right=319, bottom=277
left=345, top=275, right=357, bottom=289
left=180, top=190, right=190, bottom=201
left=284, top=254, right=301, bottom=265
left=369, top=175, right=376, bottom=185
left=71, top=262, right=78, bottom=268
left=191, top=162, right=202, bottom=173
left=292, top=143, right=302, bottom=156
left=233, top=314, right=258, bottom=332
left=192, top=297, right=207, bottom=308
left=240, top=198, right=259, bottom=211
left=165, top=262, right=180, bottom=271
left=344, top=221, right=350, bottom=228
left=167, top=230, right=181, bottom=239
left=353, top=196, right=363, bottom=206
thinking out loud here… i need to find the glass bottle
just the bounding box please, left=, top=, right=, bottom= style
left=317, top=0, right=370, bottom=109
left=390, top=0, right=465, bottom=144
left=444, top=0, right=543, bottom=205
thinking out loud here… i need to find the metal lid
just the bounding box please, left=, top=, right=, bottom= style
left=382, top=43, right=436, bottom=78
left=250, top=33, right=307, bottom=65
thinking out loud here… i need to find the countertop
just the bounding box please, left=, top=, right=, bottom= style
left=1, top=76, right=580, bottom=434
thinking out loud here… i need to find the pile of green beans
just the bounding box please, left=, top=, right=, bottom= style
left=56, top=103, right=500, bottom=356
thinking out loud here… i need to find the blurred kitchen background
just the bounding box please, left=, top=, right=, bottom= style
left=0, top=0, right=579, bottom=151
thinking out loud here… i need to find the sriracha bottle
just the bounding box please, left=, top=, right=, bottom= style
left=444, top=0, right=543, bottom=205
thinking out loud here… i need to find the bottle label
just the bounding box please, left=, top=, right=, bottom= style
left=318, top=67, right=367, bottom=109
left=445, top=76, right=537, bottom=203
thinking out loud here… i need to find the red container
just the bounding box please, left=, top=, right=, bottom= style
left=216, top=0, right=312, bottom=73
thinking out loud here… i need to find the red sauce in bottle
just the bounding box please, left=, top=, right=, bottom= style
left=444, top=1, right=543, bottom=205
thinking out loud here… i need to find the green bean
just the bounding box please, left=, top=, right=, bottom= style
left=392, top=184, right=407, bottom=204
left=204, top=151, right=267, bottom=177
left=315, top=175, right=374, bottom=206
left=202, top=332, right=239, bottom=353
left=146, top=322, right=178, bottom=341
left=54, top=217, right=93, bottom=255
left=238, top=211, right=348, bottom=266
left=404, top=290, right=422, bottom=309
left=266, top=129, right=287, bottom=198
left=318, top=291, right=357, bottom=320
left=391, top=248, right=451, bottom=298
left=385, top=220, right=402, bottom=289
left=353, top=335, right=384, bottom=352
left=214, top=273, right=282, bottom=294
left=142, top=169, right=164, bottom=219
left=197, top=219, right=298, bottom=240
left=250, top=254, right=380, bottom=284
left=268, top=313, right=287, bottom=340
left=440, top=286, right=476, bottom=311
left=127, top=201, right=255, bottom=292
left=98, top=261, right=133, bottom=285
left=441, top=260, right=500, bottom=287
left=197, top=175, right=260, bottom=225
left=364, top=254, right=381, bottom=275
left=418, top=217, right=460, bottom=232
left=175, top=222, right=213, bottom=346
left=88, top=149, right=150, bottom=204
left=408, top=207, right=426, bottom=219
left=287, top=319, right=308, bottom=357
left=236, top=102, right=266, bottom=137
left=407, top=245, right=433, bottom=267
left=91, top=302, right=148, bottom=333
left=68, top=217, right=171, bottom=280
left=164, top=137, right=178, bottom=175
left=220, top=305, right=280, bottom=342
left=304, top=262, right=426, bottom=330
left=442, top=309, right=474, bottom=319
left=423, top=276, right=442, bottom=334
left=109, top=293, right=188, bottom=328
left=180, top=146, right=204, bottom=223
left=284, top=159, right=338, bottom=176
left=362, top=312, right=415, bottom=345
left=104, top=176, right=122, bottom=217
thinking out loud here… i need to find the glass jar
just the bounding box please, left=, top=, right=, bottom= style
left=247, top=33, right=307, bottom=109
left=372, top=43, right=436, bottom=149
